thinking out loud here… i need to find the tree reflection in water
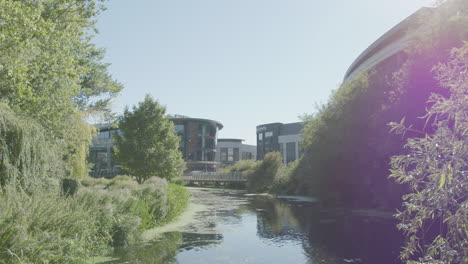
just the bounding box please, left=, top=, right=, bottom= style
left=250, top=196, right=403, bottom=264
left=103, top=189, right=404, bottom=264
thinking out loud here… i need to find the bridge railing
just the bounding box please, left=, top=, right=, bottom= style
left=180, top=172, right=246, bottom=182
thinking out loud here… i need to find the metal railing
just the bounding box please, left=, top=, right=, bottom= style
left=180, top=172, right=246, bottom=182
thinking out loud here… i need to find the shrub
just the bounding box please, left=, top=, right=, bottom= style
left=247, top=152, right=283, bottom=193
left=61, top=178, right=79, bottom=197
left=220, top=160, right=258, bottom=173
left=270, top=159, right=300, bottom=194
left=389, top=43, right=468, bottom=264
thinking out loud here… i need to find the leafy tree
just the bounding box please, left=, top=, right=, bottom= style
left=284, top=0, right=467, bottom=209
left=0, top=0, right=123, bottom=179
left=389, top=43, right=467, bottom=264
left=114, top=95, right=184, bottom=183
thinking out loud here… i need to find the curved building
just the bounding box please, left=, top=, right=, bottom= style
left=344, top=7, right=431, bottom=81
left=170, top=116, right=223, bottom=171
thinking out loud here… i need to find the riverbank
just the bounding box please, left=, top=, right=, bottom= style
left=0, top=176, right=190, bottom=264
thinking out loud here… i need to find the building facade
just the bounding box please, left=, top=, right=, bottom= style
left=170, top=116, right=223, bottom=172
left=88, top=124, right=120, bottom=178
left=89, top=116, right=223, bottom=177
left=343, top=7, right=430, bottom=81
left=256, top=122, right=303, bottom=164
left=215, top=138, right=256, bottom=167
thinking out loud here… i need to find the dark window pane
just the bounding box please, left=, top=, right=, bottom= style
left=286, top=142, right=296, bottom=163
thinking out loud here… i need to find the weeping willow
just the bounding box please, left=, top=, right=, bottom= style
left=0, top=103, right=65, bottom=192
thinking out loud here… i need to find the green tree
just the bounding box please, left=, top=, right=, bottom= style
left=389, top=43, right=467, bottom=264
left=114, top=95, right=184, bottom=183
left=0, top=0, right=123, bottom=179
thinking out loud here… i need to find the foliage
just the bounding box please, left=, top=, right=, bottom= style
left=0, top=104, right=64, bottom=192
left=81, top=176, right=189, bottom=231
left=114, top=95, right=185, bottom=183
left=0, top=0, right=122, bottom=180
left=389, top=43, right=467, bottom=264
left=165, top=183, right=190, bottom=224
left=0, top=175, right=189, bottom=263
left=246, top=152, right=283, bottom=193
left=220, top=160, right=258, bottom=173
left=270, top=159, right=300, bottom=194
left=0, top=187, right=113, bottom=264
left=284, top=0, right=468, bottom=209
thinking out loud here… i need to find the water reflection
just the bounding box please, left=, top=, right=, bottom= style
left=104, top=232, right=182, bottom=264
left=106, top=188, right=402, bottom=264
left=251, top=196, right=403, bottom=264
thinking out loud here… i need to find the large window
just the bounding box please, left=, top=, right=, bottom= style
left=241, top=152, right=253, bottom=160
left=233, top=148, right=239, bottom=162
left=286, top=142, right=296, bottom=164
left=174, top=124, right=185, bottom=153
left=228, top=148, right=234, bottom=161
left=97, top=131, right=110, bottom=139
left=220, top=148, right=228, bottom=162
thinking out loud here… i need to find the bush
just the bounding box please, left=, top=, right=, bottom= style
left=270, top=159, right=300, bottom=194
left=61, top=178, right=79, bottom=197
left=220, top=160, right=258, bottom=173
left=246, top=152, right=283, bottom=193
left=389, top=43, right=468, bottom=264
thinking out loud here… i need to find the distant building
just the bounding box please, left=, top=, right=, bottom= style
left=89, top=116, right=223, bottom=177
left=88, top=124, right=120, bottom=178
left=215, top=138, right=256, bottom=167
left=170, top=116, right=223, bottom=172
left=256, top=122, right=303, bottom=164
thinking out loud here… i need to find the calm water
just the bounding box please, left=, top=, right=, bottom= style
left=103, top=188, right=403, bottom=264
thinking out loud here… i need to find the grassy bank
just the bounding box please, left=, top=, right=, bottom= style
left=0, top=176, right=189, bottom=264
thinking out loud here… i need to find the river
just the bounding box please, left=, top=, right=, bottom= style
left=101, top=187, right=403, bottom=264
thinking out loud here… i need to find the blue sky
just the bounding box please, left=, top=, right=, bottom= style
left=93, top=0, right=433, bottom=145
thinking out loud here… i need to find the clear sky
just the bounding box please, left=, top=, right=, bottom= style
left=93, top=0, right=434, bottom=145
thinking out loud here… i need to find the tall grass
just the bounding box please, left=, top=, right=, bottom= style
left=0, top=187, right=112, bottom=263
left=0, top=176, right=190, bottom=263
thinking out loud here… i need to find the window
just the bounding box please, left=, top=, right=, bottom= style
left=220, top=148, right=228, bottom=162
left=286, top=142, right=296, bottom=163
left=205, top=150, right=215, bottom=161
left=241, top=152, right=252, bottom=160
left=97, top=131, right=110, bottom=139
left=228, top=148, right=234, bottom=161
left=233, top=148, right=239, bottom=162
left=265, top=131, right=273, bottom=138
left=258, top=133, right=263, bottom=141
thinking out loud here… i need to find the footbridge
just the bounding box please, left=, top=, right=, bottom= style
left=180, top=172, right=246, bottom=183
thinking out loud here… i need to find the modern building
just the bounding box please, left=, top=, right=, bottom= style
left=170, top=116, right=223, bottom=172
left=88, top=124, right=120, bottom=178
left=344, top=7, right=431, bottom=81
left=89, top=116, right=223, bottom=177
left=256, top=122, right=303, bottom=164
left=215, top=138, right=256, bottom=167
